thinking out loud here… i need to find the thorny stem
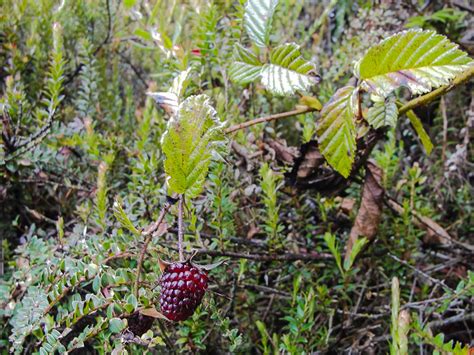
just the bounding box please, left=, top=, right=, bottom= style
left=178, top=195, right=185, bottom=262
left=135, top=203, right=171, bottom=297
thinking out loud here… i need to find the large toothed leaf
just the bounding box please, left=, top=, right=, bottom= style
left=244, top=0, right=279, bottom=47
left=260, top=43, right=318, bottom=95
left=367, top=95, right=398, bottom=129
left=161, top=95, right=225, bottom=198
left=316, top=86, right=358, bottom=178
left=357, top=29, right=474, bottom=97
left=228, top=44, right=263, bottom=85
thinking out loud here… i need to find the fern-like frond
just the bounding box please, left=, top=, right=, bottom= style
left=357, top=29, right=473, bottom=96
left=244, top=0, right=278, bottom=47
left=161, top=95, right=225, bottom=198
left=260, top=43, right=318, bottom=95
left=316, top=86, right=358, bottom=178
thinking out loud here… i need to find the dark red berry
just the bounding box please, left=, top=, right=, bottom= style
left=158, top=261, right=208, bottom=321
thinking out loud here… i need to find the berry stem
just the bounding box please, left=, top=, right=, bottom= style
left=134, top=202, right=171, bottom=298
left=178, top=194, right=185, bottom=262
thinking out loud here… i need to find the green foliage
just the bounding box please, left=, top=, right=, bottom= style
left=367, top=95, right=398, bottom=129
left=261, top=43, right=318, bottom=95
left=113, top=198, right=141, bottom=237
left=161, top=95, right=225, bottom=199
left=411, top=319, right=471, bottom=355
left=228, top=44, right=263, bottom=85
left=9, top=287, right=49, bottom=354
left=343, top=237, right=368, bottom=271
left=259, top=163, right=283, bottom=246
left=406, top=8, right=467, bottom=37
left=356, top=29, right=473, bottom=96
left=1, top=1, right=473, bottom=353
left=230, top=1, right=318, bottom=96
left=208, top=161, right=236, bottom=248
left=389, top=277, right=409, bottom=355
left=316, top=86, right=357, bottom=178
left=406, top=109, right=433, bottom=154
left=323, top=233, right=344, bottom=275
left=244, top=0, right=279, bottom=47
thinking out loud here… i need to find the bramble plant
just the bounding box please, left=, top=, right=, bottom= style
left=1, top=0, right=473, bottom=353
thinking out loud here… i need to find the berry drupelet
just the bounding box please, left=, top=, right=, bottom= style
left=159, top=261, right=208, bottom=321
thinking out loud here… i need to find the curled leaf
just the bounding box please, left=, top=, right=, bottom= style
left=345, top=161, right=383, bottom=262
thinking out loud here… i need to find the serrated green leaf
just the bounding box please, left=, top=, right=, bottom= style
left=228, top=44, right=262, bottom=85
left=357, top=29, right=473, bottom=97
left=244, top=0, right=278, bottom=47
left=406, top=109, right=433, bottom=154
left=260, top=43, right=318, bottom=95
left=316, top=86, right=357, bottom=178
left=367, top=96, right=398, bottom=129
left=161, top=95, right=225, bottom=199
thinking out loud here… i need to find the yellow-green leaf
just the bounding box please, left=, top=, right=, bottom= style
left=357, top=29, right=473, bottom=97
left=161, top=95, right=225, bottom=199
left=406, top=109, right=433, bottom=155
left=316, top=86, right=358, bottom=178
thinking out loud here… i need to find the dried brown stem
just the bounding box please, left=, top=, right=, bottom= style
left=224, top=106, right=316, bottom=134
left=225, top=67, right=474, bottom=136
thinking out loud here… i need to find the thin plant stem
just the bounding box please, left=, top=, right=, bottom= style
left=134, top=203, right=171, bottom=297
left=178, top=194, right=185, bottom=262
left=224, top=67, right=474, bottom=135
left=224, top=106, right=316, bottom=134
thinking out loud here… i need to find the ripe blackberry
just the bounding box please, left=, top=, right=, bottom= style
left=159, top=261, right=208, bottom=321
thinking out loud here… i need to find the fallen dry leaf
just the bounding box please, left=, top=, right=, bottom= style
left=265, top=139, right=299, bottom=165
left=295, top=141, right=325, bottom=179
left=339, top=197, right=356, bottom=215
left=345, top=161, right=384, bottom=261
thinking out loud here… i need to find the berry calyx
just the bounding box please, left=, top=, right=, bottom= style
left=158, top=261, right=208, bottom=321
